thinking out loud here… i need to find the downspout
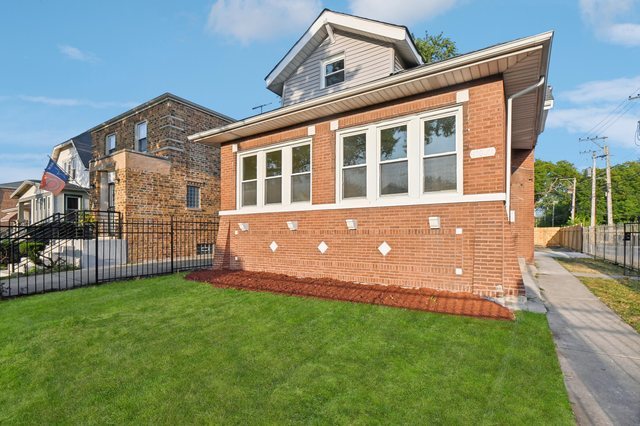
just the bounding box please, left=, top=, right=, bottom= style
left=505, top=76, right=545, bottom=220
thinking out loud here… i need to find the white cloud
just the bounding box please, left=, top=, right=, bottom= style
left=206, top=0, right=321, bottom=44
left=559, top=75, right=640, bottom=103
left=547, top=75, right=640, bottom=150
left=348, top=0, right=459, bottom=25
left=58, top=44, right=100, bottom=63
left=17, top=95, right=137, bottom=109
left=580, top=0, right=640, bottom=46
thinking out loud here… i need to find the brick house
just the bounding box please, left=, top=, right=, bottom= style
left=0, top=181, right=24, bottom=226
left=190, top=10, right=553, bottom=303
left=89, top=93, right=233, bottom=222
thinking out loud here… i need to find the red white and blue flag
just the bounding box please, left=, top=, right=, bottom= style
left=39, top=158, right=68, bottom=195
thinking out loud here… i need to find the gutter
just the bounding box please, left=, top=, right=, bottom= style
left=505, top=76, right=545, bottom=220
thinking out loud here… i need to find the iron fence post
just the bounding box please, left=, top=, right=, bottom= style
left=95, top=218, right=99, bottom=285
left=170, top=216, right=174, bottom=274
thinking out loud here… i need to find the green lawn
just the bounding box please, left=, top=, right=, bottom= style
left=0, top=275, right=573, bottom=425
left=556, top=257, right=640, bottom=332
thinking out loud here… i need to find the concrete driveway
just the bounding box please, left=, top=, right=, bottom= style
left=535, top=249, right=640, bottom=425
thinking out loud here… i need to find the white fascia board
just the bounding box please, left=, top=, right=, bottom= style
left=192, top=31, right=553, bottom=144
left=265, top=10, right=418, bottom=88
left=10, top=181, right=37, bottom=199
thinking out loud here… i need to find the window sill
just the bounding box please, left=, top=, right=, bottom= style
left=222, top=193, right=505, bottom=216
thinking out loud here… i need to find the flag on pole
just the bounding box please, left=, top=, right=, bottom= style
left=39, top=158, right=68, bottom=195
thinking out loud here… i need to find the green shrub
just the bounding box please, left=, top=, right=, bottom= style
left=19, top=241, right=45, bottom=265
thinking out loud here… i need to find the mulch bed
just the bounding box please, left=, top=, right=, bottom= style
left=186, top=269, right=514, bottom=321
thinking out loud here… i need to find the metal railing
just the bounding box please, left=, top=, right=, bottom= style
left=1, top=211, right=218, bottom=298
left=581, top=223, right=640, bottom=275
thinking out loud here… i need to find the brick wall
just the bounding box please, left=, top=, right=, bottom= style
left=214, top=78, right=528, bottom=298
left=90, top=98, right=231, bottom=222
left=0, top=188, right=16, bottom=225
left=510, top=148, right=535, bottom=262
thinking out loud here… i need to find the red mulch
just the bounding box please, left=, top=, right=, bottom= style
left=185, top=269, right=514, bottom=321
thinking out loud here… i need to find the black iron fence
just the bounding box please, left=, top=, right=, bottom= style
left=0, top=211, right=218, bottom=298
left=580, top=223, right=640, bottom=277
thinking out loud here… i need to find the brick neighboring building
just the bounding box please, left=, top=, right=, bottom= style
left=0, top=181, right=24, bottom=226
left=190, top=10, right=554, bottom=304
left=89, top=93, right=233, bottom=222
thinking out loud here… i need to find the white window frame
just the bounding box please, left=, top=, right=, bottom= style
left=106, top=133, right=116, bottom=155
left=236, top=138, right=312, bottom=212
left=135, top=121, right=148, bottom=152
left=377, top=120, right=412, bottom=198
left=321, top=54, right=345, bottom=89
left=337, top=126, right=370, bottom=201
left=240, top=154, right=258, bottom=207
left=335, top=105, right=463, bottom=206
left=290, top=142, right=312, bottom=203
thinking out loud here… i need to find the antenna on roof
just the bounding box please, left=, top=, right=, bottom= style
left=252, top=102, right=273, bottom=114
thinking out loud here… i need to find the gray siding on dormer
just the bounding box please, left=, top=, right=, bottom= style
left=394, top=54, right=405, bottom=72
left=282, top=31, right=394, bottom=106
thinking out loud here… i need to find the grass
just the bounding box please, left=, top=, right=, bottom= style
left=0, top=275, right=573, bottom=425
left=556, top=257, right=640, bottom=333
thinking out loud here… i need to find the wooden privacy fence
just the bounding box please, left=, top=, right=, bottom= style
left=534, top=225, right=583, bottom=251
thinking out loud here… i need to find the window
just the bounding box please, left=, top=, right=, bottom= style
left=65, top=195, right=80, bottom=212
left=423, top=116, right=457, bottom=193
left=322, top=56, right=345, bottom=88
left=291, top=144, right=311, bottom=202
left=379, top=125, right=408, bottom=195
left=135, top=121, right=148, bottom=152
left=186, top=185, right=200, bottom=209
left=237, top=140, right=312, bottom=209
left=341, top=133, right=367, bottom=199
left=106, top=133, right=116, bottom=155
left=196, top=243, right=213, bottom=255
left=265, top=150, right=282, bottom=204
left=241, top=155, right=257, bottom=206
left=336, top=106, right=462, bottom=206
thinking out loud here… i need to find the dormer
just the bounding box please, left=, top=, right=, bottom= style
left=265, top=9, right=423, bottom=107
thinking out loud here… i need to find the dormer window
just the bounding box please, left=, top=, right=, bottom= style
left=322, top=56, right=345, bottom=88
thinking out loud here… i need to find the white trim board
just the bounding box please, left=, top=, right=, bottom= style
left=219, top=192, right=506, bottom=216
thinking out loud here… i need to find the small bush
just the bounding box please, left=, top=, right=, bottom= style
left=19, top=242, right=46, bottom=265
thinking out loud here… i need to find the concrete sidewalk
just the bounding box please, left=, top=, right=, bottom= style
left=535, top=249, right=640, bottom=425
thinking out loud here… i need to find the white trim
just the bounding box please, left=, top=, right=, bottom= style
left=219, top=193, right=506, bottom=216
left=335, top=106, right=463, bottom=206
left=265, top=10, right=423, bottom=89
left=236, top=138, right=313, bottom=210
left=320, top=54, right=345, bottom=89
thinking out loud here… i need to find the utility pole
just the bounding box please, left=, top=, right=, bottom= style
left=591, top=151, right=597, bottom=227
left=571, top=177, right=577, bottom=223
left=604, top=145, right=613, bottom=225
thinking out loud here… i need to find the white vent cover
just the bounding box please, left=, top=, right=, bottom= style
left=317, top=241, right=329, bottom=254
left=238, top=222, right=249, bottom=232
left=378, top=241, right=391, bottom=256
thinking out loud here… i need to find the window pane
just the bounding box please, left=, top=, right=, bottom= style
left=242, top=155, right=257, bottom=181
left=424, top=116, right=456, bottom=155
left=325, top=59, right=344, bottom=74
left=325, top=72, right=344, bottom=87
left=292, top=145, right=311, bottom=174
left=380, top=126, right=407, bottom=161
left=187, top=186, right=200, bottom=208
left=343, top=134, right=366, bottom=166
left=265, top=177, right=282, bottom=204
left=291, top=174, right=310, bottom=202
left=137, top=122, right=147, bottom=139
left=242, top=181, right=257, bottom=206
left=380, top=161, right=408, bottom=195
left=424, top=154, right=457, bottom=192
left=266, top=150, right=282, bottom=177
left=138, top=138, right=148, bottom=152
left=343, top=166, right=366, bottom=198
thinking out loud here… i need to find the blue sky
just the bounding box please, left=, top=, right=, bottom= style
left=1, top=0, right=639, bottom=182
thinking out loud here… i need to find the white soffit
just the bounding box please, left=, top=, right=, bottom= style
left=192, top=32, right=553, bottom=146
left=265, top=9, right=423, bottom=95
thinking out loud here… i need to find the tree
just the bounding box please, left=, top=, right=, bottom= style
left=414, top=32, right=458, bottom=63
